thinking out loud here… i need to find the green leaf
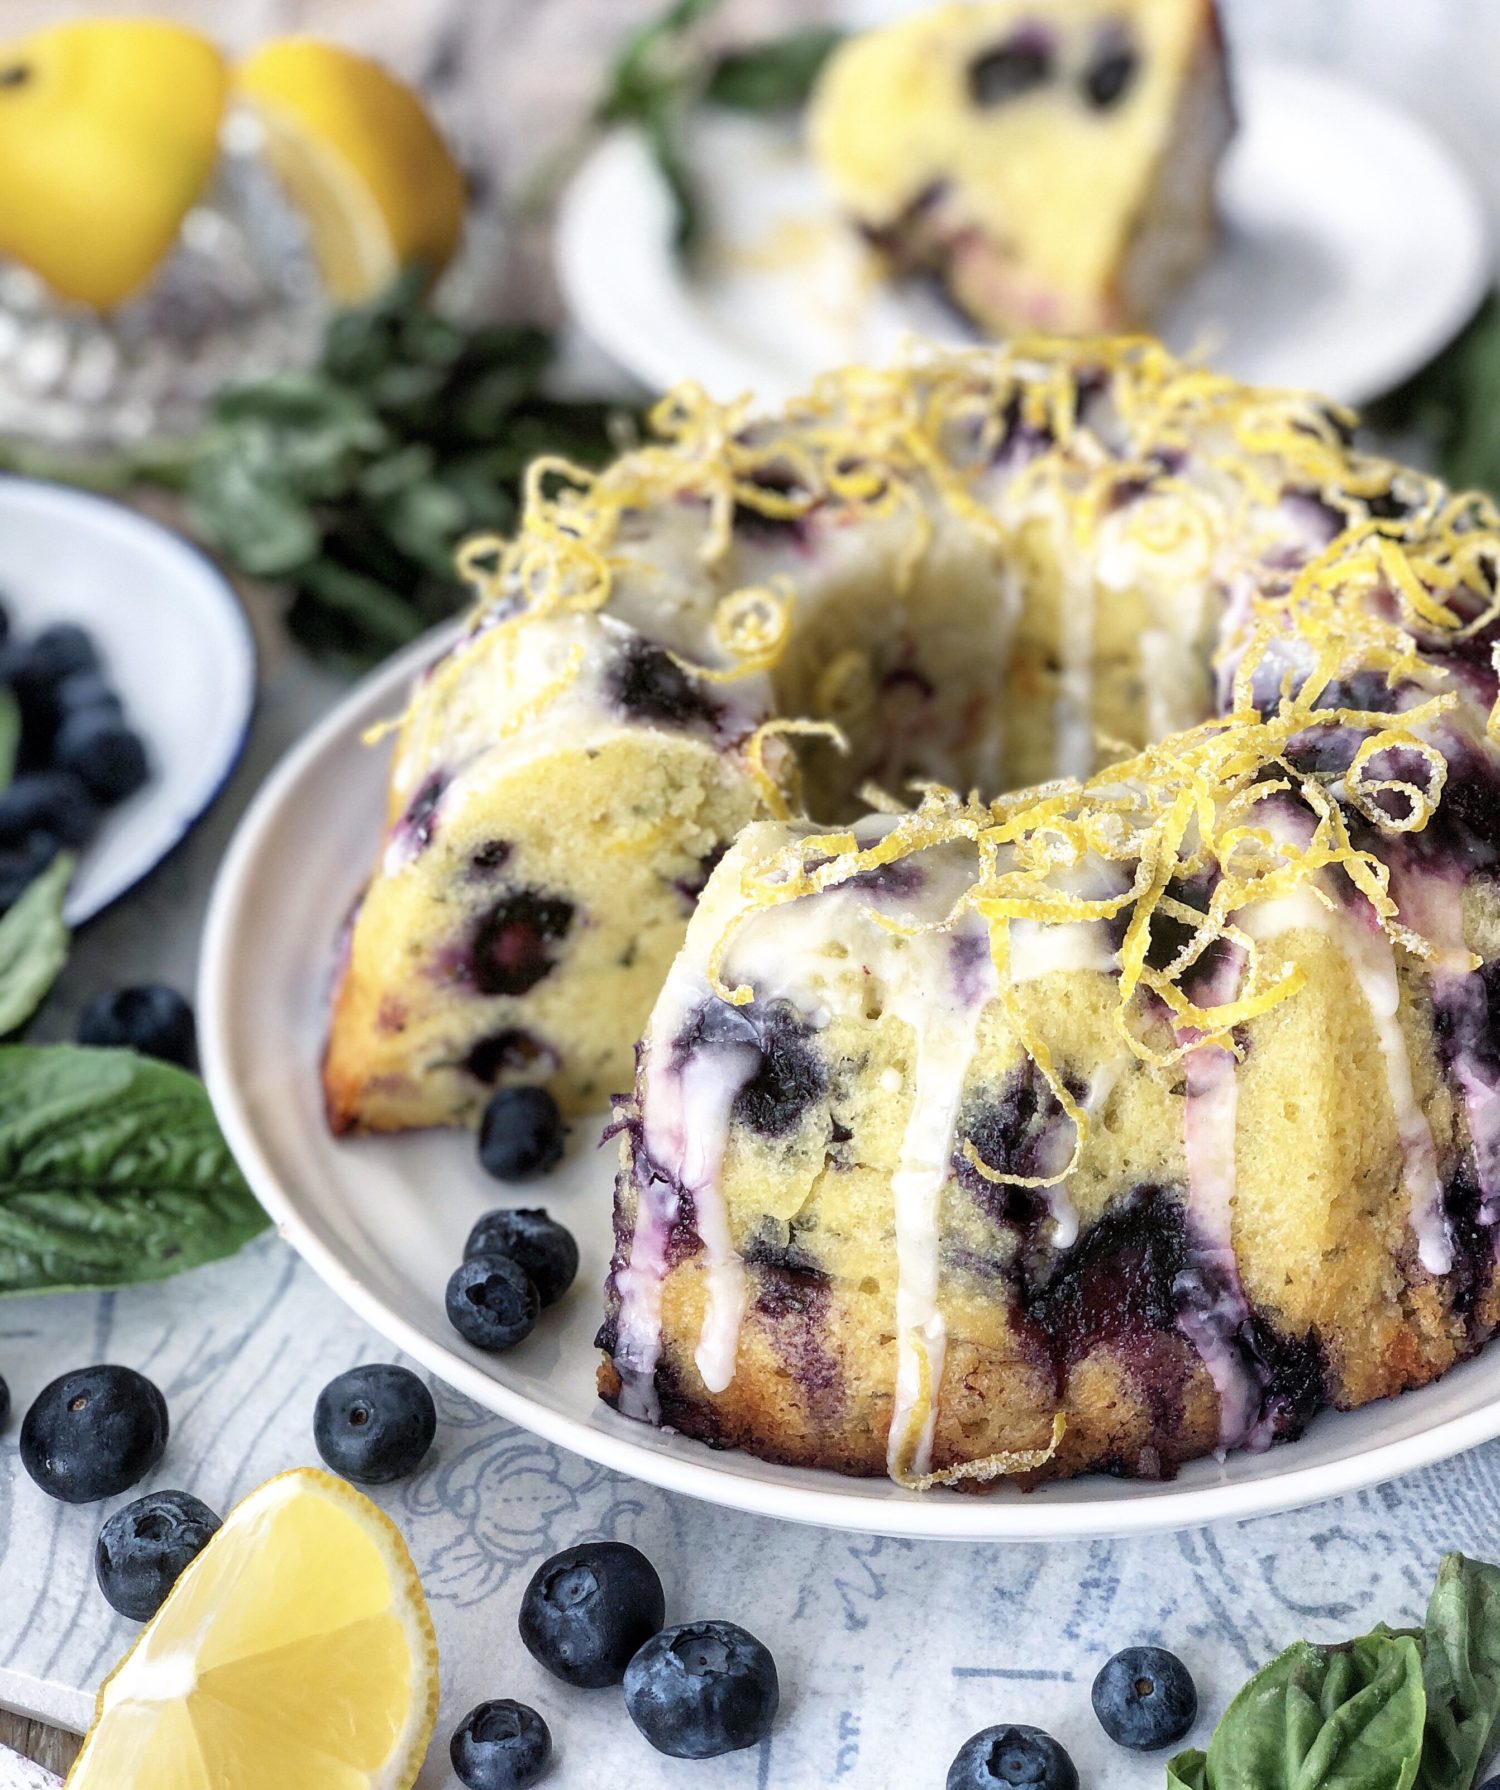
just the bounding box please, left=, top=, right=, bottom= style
left=0, top=853, right=72, bottom=1037
left=706, top=26, right=844, bottom=110
left=1367, top=291, right=1500, bottom=497
left=0, top=1044, right=268, bottom=1294
left=1416, top=1553, right=1500, bottom=1789
left=1205, top=1634, right=1425, bottom=1790
left=0, top=688, right=19, bottom=791
left=1167, top=1751, right=1210, bottom=1790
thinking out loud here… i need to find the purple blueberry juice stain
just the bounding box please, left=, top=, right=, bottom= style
left=673, top=998, right=828, bottom=1139
left=387, top=772, right=447, bottom=867
left=469, top=890, right=575, bottom=996
left=955, top=1063, right=1083, bottom=1225
left=846, top=858, right=926, bottom=901
left=609, top=637, right=724, bottom=732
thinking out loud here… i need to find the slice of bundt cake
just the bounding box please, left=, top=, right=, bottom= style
left=810, top=0, right=1233, bottom=336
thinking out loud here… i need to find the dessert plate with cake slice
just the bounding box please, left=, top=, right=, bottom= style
left=204, top=334, right=1500, bottom=1539
left=556, top=52, right=1487, bottom=409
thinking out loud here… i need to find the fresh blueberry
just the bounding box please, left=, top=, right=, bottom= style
left=0, top=1372, right=9, bottom=1432
left=0, top=769, right=99, bottom=849
left=8, top=623, right=98, bottom=693
left=77, top=985, right=197, bottom=1069
left=446, top=1254, right=539, bottom=1351
left=1092, top=1646, right=1197, bottom=1750
left=52, top=711, right=148, bottom=805
left=968, top=35, right=1053, bottom=107
left=477, top=1087, right=565, bottom=1181
left=947, top=1726, right=1079, bottom=1790
left=95, top=1488, right=221, bottom=1621
left=465, top=1210, right=578, bottom=1307
left=20, top=1366, right=169, bottom=1504
left=314, top=1364, right=436, bottom=1485
left=450, top=1700, right=552, bottom=1790
left=519, top=1541, right=666, bottom=1689
left=624, top=1620, right=779, bottom=1759
left=55, top=670, right=123, bottom=721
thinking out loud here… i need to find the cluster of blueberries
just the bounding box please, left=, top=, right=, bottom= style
left=0, top=608, right=150, bottom=913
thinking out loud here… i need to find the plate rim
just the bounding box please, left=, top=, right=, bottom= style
left=555, top=57, right=1492, bottom=409
left=0, top=473, right=258, bottom=925
left=201, top=636, right=1500, bottom=1541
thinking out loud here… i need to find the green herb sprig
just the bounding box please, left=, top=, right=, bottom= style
left=1368, top=293, right=1500, bottom=497
left=1171, top=1553, right=1500, bottom=1790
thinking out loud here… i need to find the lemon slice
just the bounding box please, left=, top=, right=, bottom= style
left=236, top=39, right=466, bottom=303
left=66, top=1468, right=439, bottom=1790
left=0, top=20, right=227, bottom=309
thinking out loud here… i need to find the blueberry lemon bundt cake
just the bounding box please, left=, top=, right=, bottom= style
left=329, top=338, right=1500, bottom=1489
left=809, top=0, right=1233, bottom=337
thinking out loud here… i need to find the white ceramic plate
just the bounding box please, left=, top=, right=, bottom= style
left=0, top=477, right=256, bottom=923
left=201, top=633, right=1500, bottom=1539
left=556, top=62, right=1490, bottom=409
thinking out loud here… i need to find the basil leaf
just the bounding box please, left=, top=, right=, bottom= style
left=706, top=26, right=844, bottom=110
left=1416, top=1553, right=1500, bottom=1789
left=0, top=853, right=72, bottom=1037
left=1205, top=1634, right=1425, bottom=1790
left=0, top=1044, right=268, bottom=1294
left=0, top=687, right=18, bottom=790
left=1167, top=1750, right=1210, bottom=1789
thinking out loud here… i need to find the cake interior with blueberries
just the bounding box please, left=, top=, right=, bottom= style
left=810, top=0, right=1234, bottom=337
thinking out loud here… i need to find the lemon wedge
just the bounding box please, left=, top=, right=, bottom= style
left=237, top=39, right=466, bottom=303
left=0, top=20, right=227, bottom=309
left=66, top=1468, right=439, bottom=1790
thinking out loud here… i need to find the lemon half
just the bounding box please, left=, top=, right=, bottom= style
left=66, top=1468, right=439, bottom=1790
left=0, top=20, right=227, bottom=309
left=237, top=39, right=467, bottom=303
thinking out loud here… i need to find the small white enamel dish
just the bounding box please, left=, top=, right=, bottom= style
left=0, top=477, right=256, bottom=923
left=200, top=635, right=1500, bottom=1540
left=556, top=61, right=1490, bottom=408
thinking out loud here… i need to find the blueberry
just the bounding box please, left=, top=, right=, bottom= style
left=465, top=1209, right=578, bottom=1306
left=0, top=769, right=99, bottom=849
left=313, top=1364, right=436, bottom=1485
left=446, top=1254, right=539, bottom=1351
left=1082, top=40, right=1138, bottom=109
left=947, top=1726, right=1079, bottom=1790
left=0, top=1373, right=9, bottom=1431
left=0, top=835, right=61, bottom=916
left=52, top=711, right=148, bottom=805
left=968, top=36, right=1053, bottom=107
left=1092, top=1645, right=1197, bottom=1750
left=20, top=1366, right=169, bottom=1504
left=463, top=1028, right=556, bottom=1086
left=477, top=1087, right=565, bottom=1181
left=519, top=1541, right=666, bottom=1689
left=55, top=671, right=123, bottom=721
left=624, top=1620, right=779, bottom=1759
left=95, top=1488, right=221, bottom=1621
left=470, top=890, right=574, bottom=996
left=77, top=985, right=197, bottom=1069
left=609, top=638, right=721, bottom=731
left=450, top=1700, right=552, bottom=1790
left=9, top=623, right=98, bottom=693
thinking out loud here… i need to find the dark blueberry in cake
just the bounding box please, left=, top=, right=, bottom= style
left=20, top=1366, right=169, bottom=1504
left=1025, top=1188, right=1188, bottom=1367
left=519, top=1540, right=666, bottom=1689
left=78, top=985, right=197, bottom=1070
left=624, top=1621, right=779, bottom=1758
left=95, top=1489, right=221, bottom=1621
left=464, top=1027, right=557, bottom=1085
left=465, top=1208, right=578, bottom=1307
left=968, top=31, right=1054, bottom=106
left=471, top=891, right=574, bottom=996
left=478, top=1087, right=566, bottom=1181
left=1081, top=29, right=1139, bottom=109
left=1092, top=1646, right=1197, bottom=1750
left=0, top=768, right=98, bottom=849
left=947, top=1725, right=1078, bottom=1790
left=450, top=1700, right=552, bottom=1790
left=608, top=637, right=721, bottom=731
left=732, top=1013, right=826, bottom=1138
left=446, top=1254, right=540, bottom=1352
left=470, top=838, right=513, bottom=874
left=53, top=711, right=148, bottom=805
left=313, top=1364, right=436, bottom=1485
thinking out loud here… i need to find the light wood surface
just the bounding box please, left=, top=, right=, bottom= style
left=0, top=1714, right=76, bottom=1777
